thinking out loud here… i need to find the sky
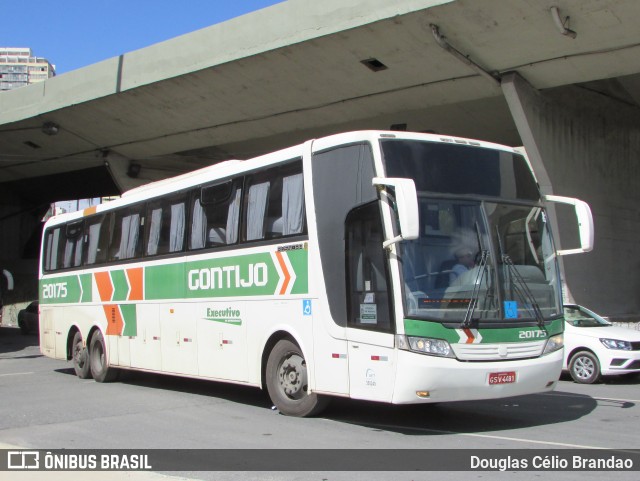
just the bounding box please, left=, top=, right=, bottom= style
left=2, top=0, right=284, bottom=75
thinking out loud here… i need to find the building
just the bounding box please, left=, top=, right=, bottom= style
left=0, top=47, right=55, bottom=91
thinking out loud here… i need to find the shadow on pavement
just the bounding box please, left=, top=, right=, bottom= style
left=0, top=326, right=40, bottom=355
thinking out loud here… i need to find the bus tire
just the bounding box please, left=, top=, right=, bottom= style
left=569, top=350, right=601, bottom=384
left=89, top=330, right=118, bottom=383
left=266, top=339, right=329, bottom=417
left=72, top=331, right=92, bottom=379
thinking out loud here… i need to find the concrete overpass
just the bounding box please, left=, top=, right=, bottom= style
left=1, top=0, right=639, bottom=318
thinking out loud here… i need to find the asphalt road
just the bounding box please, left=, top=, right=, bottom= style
left=1, top=326, right=639, bottom=481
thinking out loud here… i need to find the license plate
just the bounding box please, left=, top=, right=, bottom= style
left=488, top=371, right=516, bottom=385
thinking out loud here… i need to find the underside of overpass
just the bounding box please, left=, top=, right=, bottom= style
left=1, top=0, right=639, bottom=319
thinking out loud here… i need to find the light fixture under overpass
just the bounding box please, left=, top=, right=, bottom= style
left=41, top=121, right=60, bottom=136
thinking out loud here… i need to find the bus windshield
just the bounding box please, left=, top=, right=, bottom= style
left=381, top=139, right=562, bottom=324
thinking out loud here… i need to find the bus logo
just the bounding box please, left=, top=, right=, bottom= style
left=7, top=451, right=39, bottom=470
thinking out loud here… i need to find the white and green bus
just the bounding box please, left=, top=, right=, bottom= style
left=39, top=130, right=593, bottom=416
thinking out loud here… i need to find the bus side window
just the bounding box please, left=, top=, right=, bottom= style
left=62, top=221, right=84, bottom=269
left=84, top=215, right=109, bottom=266
left=109, top=207, right=143, bottom=261
left=189, top=180, right=242, bottom=250
left=146, top=194, right=186, bottom=256
left=43, top=227, right=60, bottom=271
left=345, top=202, right=393, bottom=333
left=244, top=160, right=305, bottom=242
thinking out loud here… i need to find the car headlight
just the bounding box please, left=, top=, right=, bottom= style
left=396, top=335, right=455, bottom=358
left=543, top=333, right=564, bottom=355
left=600, top=338, right=631, bottom=350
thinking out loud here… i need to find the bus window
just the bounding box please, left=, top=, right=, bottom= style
left=145, top=194, right=186, bottom=256
left=109, top=207, right=143, bottom=261
left=345, top=202, right=393, bottom=333
left=244, top=160, right=305, bottom=242
left=84, top=215, right=110, bottom=266
left=189, top=180, right=242, bottom=250
left=43, top=227, right=60, bottom=271
left=62, top=221, right=84, bottom=269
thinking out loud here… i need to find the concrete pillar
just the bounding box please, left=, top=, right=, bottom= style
left=502, top=72, right=640, bottom=319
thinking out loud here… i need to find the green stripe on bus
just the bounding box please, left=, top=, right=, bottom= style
left=111, top=270, right=129, bottom=301
left=403, top=318, right=563, bottom=343
left=145, top=263, right=186, bottom=300
left=40, top=275, right=82, bottom=304
left=183, top=252, right=278, bottom=298
left=287, top=248, right=309, bottom=295
left=120, top=304, right=137, bottom=336
left=80, top=274, right=92, bottom=302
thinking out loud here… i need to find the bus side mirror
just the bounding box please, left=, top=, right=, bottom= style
left=372, top=177, right=419, bottom=248
left=544, top=195, right=594, bottom=255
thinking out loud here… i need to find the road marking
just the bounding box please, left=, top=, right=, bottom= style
left=540, top=391, right=640, bottom=404
left=369, top=422, right=609, bottom=449
left=0, top=371, right=34, bottom=378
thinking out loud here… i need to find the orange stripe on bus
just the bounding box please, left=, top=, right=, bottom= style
left=83, top=206, right=97, bottom=216
left=126, top=267, right=144, bottom=301
left=275, top=251, right=291, bottom=295
left=95, top=271, right=114, bottom=302
left=463, top=328, right=476, bottom=344
left=104, top=305, right=123, bottom=336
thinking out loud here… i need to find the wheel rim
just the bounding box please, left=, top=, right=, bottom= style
left=278, top=353, right=307, bottom=400
left=574, top=356, right=595, bottom=380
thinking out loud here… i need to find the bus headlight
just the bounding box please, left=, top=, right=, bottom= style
left=396, top=335, right=454, bottom=358
left=543, top=333, right=563, bottom=355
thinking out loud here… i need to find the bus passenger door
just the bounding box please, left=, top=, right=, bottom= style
left=345, top=202, right=396, bottom=402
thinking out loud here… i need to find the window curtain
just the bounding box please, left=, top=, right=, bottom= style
left=50, top=229, right=61, bottom=268
left=63, top=239, right=74, bottom=268
left=86, top=223, right=101, bottom=264
left=73, top=238, right=83, bottom=267
left=147, top=208, right=162, bottom=255
left=190, top=199, right=206, bottom=249
left=282, top=173, right=304, bottom=235
left=169, top=203, right=185, bottom=252
left=45, top=233, right=54, bottom=270
left=225, top=188, right=241, bottom=244
left=246, top=182, right=269, bottom=240
left=119, top=214, right=140, bottom=259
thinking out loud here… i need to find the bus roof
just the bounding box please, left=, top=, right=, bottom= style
left=43, top=130, right=520, bottom=227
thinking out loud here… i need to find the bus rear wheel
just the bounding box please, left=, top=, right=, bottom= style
left=266, top=339, right=329, bottom=417
left=72, top=331, right=92, bottom=379
left=89, top=330, right=118, bottom=383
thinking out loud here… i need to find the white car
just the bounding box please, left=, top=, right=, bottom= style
left=563, top=304, right=640, bottom=384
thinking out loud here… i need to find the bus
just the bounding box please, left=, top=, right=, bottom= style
left=39, top=130, right=593, bottom=417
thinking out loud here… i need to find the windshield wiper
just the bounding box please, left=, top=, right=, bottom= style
left=501, top=253, right=546, bottom=328
left=461, top=249, right=489, bottom=328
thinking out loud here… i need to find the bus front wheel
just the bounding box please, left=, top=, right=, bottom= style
left=89, top=331, right=118, bottom=383
left=265, top=339, right=328, bottom=417
left=72, top=331, right=92, bottom=379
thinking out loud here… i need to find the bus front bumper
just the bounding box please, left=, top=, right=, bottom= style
left=391, top=348, right=563, bottom=404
